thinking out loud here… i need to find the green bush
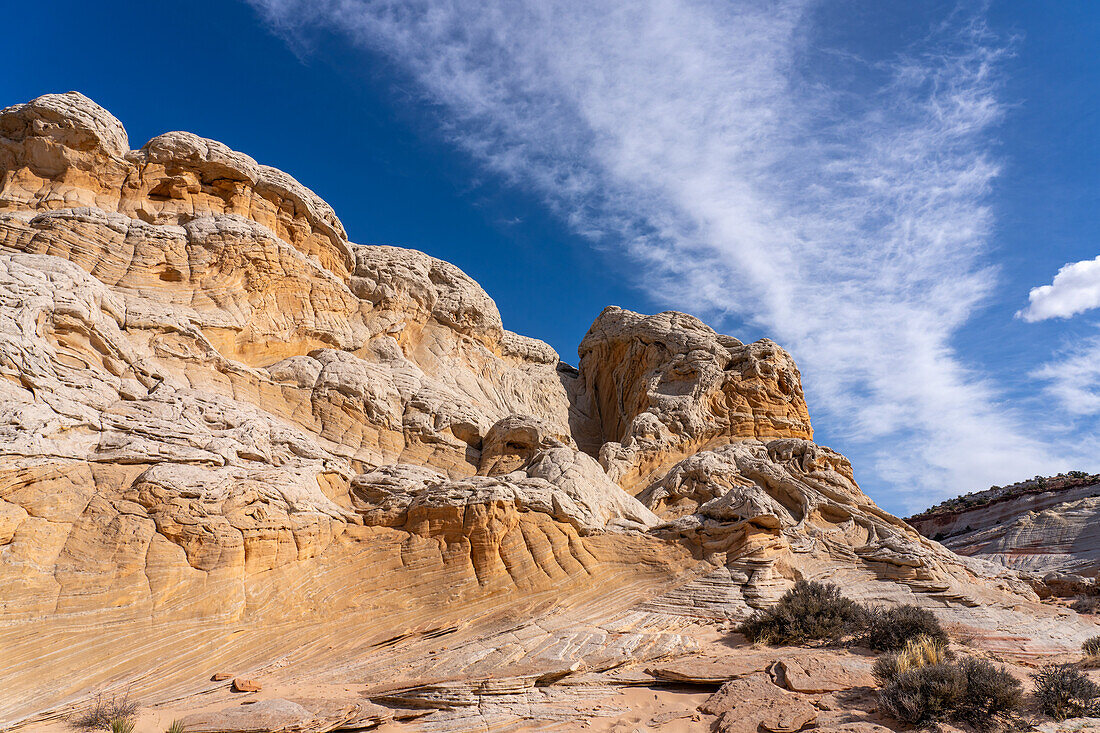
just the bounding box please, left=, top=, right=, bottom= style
left=110, top=719, right=135, bottom=733
left=878, top=657, right=1021, bottom=730
left=1032, top=664, right=1100, bottom=720
left=861, top=604, right=948, bottom=651
left=166, top=722, right=187, bottom=733
left=736, top=580, right=862, bottom=645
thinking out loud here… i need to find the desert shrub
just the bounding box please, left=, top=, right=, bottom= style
left=166, top=722, right=186, bottom=733
left=878, top=662, right=965, bottom=725
left=1074, top=596, right=1100, bottom=614
left=861, top=603, right=948, bottom=652
left=736, top=580, right=861, bottom=645
left=951, top=658, right=1023, bottom=729
left=872, top=634, right=949, bottom=684
left=1083, top=635, right=1100, bottom=656
left=109, top=719, right=135, bottom=733
left=1032, top=664, right=1100, bottom=720
left=72, top=693, right=138, bottom=730
left=878, top=657, right=1021, bottom=730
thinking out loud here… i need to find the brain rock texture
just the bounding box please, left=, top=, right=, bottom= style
left=0, top=93, right=1089, bottom=731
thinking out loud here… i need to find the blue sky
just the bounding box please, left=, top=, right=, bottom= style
left=3, top=1, right=1098, bottom=514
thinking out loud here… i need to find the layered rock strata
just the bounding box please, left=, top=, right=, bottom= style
left=0, top=93, right=1092, bottom=732
left=909, top=475, right=1100, bottom=580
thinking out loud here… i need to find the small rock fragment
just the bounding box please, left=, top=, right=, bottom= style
left=232, top=677, right=262, bottom=693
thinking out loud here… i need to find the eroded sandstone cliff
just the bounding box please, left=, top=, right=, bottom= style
left=0, top=93, right=1092, bottom=732
left=909, top=474, right=1100, bottom=581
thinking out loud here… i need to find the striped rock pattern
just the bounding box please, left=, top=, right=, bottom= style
left=0, top=93, right=1093, bottom=732
left=909, top=479, right=1100, bottom=577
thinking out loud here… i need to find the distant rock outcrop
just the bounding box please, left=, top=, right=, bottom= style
left=0, top=93, right=1092, bottom=732
left=908, top=473, right=1100, bottom=584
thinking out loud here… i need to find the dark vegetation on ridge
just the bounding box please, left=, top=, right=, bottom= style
left=907, top=471, right=1100, bottom=523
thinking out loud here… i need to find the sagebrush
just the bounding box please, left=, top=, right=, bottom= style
left=951, top=657, right=1023, bottom=729
left=1083, top=635, right=1100, bottom=656
left=736, top=580, right=861, bottom=644
left=878, top=657, right=1020, bottom=730
left=878, top=662, right=964, bottom=725
left=860, top=603, right=949, bottom=652
left=737, top=581, right=950, bottom=652
left=1032, top=664, right=1100, bottom=721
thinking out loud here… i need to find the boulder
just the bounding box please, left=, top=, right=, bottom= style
left=231, top=678, right=262, bottom=693
left=700, top=673, right=817, bottom=733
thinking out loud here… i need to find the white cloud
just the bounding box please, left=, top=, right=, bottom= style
left=1033, top=333, right=1100, bottom=417
left=248, top=0, right=1074, bottom=510
left=1018, top=255, right=1100, bottom=322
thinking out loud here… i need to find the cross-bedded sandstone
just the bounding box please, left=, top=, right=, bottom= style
left=0, top=93, right=1091, bottom=732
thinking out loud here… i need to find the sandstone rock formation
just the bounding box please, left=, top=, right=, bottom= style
left=0, top=93, right=1094, bottom=732
left=909, top=474, right=1100, bottom=580
left=572, top=307, right=812, bottom=492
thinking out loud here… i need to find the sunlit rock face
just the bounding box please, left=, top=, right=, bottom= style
left=0, top=93, right=1088, bottom=731
left=572, top=307, right=813, bottom=492
left=909, top=476, right=1100, bottom=580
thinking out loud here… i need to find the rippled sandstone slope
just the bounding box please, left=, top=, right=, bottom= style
left=0, top=93, right=1092, bottom=732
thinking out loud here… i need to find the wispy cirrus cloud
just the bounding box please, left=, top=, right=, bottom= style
left=1018, top=255, right=1100, bottom=322
left=1032, top=332, right=1100, bottom=417
left=247, top=0, right=1072, bottom=510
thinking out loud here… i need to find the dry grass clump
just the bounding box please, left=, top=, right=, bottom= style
left=165, top=721, right=187, bottom=733
left=872, top=634, right=949, bottom=684
left=109, top=719, right=134, bottom=733
left=1032, top=663, right=1100, bottom=721
left=736, top=581, right=862, bottom=645
left=1082, top=634, right=1100, bottom=667
left=877, top=656, right=1021, bottom=730
left=71, top=693, right=138, bottom=731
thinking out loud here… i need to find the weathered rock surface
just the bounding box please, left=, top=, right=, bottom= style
left=0, top=93, right=1095, bottom=732
left=572, top=307, right=813, bottom=492
left=909, top=475, right=1100, bottom=578
left=177, top=697, right=397, bottom=733
left=701, top=673, right=818, bottom=733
